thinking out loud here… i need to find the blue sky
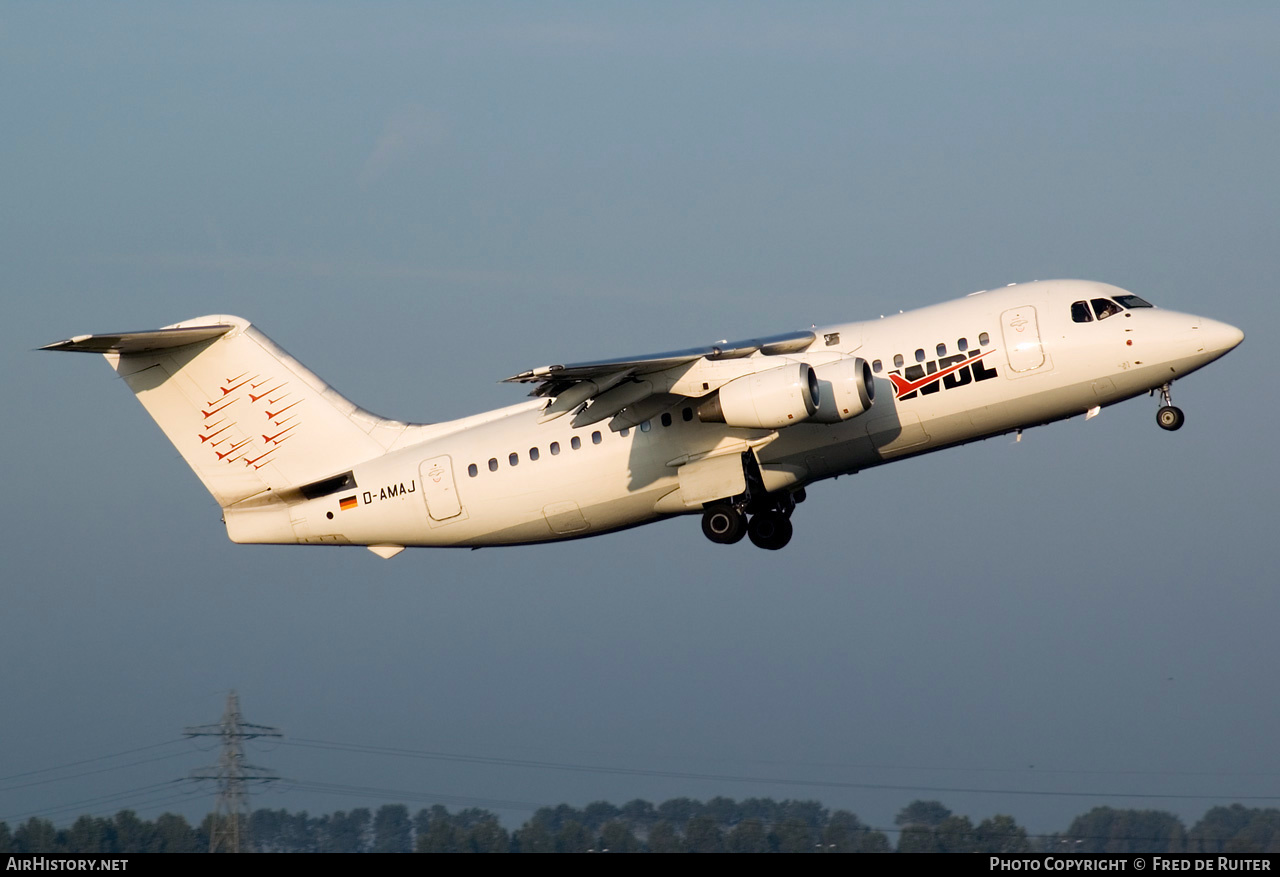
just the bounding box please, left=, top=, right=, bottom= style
left=3, top=2, right=1277, bottom=836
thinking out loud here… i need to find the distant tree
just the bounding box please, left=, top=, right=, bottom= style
left=598, top=821, right=641, bottom=853
left=249, top=809, right=285, bottom=852
left=770, top=817, right=814, bottom=854
left=511, top=818, right=554, bottom=854
left=555, top=820, right=592, bottom=853
left=935, top=815, right=977, bottom=853
left=896, top=800, right=953, bottom=828
left=152, top=813, right=198, bottom=854
left=657, top=797, right=700, bottom=828
left=620, top=799, right=657, bottom=829
left=778, top=800, right=828, bottom=831
left=13, top=817, right=59, bottom=854
left=372, top=804, right=411, bottom=853
left=417, top=816, right=462, bottom=854
left=646, top=821, right=684, bottom=853
left=1189, top=806, right=1280, bottom=854
left=277, top=810, right=317, bottom=853
left=112, top=811, right=153, bottom=853
left=65, top=815, right=110, bottom=854
left=975, top=815, right=1030, bottom=853
left=824, top=809, right=890, bottom=853
left=738, top=797, right=779, bottom=825
left=532, top=804, right=586, bottom=834
left=1067, top=807, right=1186, bottom=855
left=321, top=808, right=371, bottom=853
left=703, top=796, right=740, bottom=827
left=684, top=814, right=725, bottom=853
left=0, top=821, right=12, bottom=854
left=582, top=801, right=621, bottom=830
left=464, top=818, right=509, bottom=854
left=897, top=824, right=942, bottom=853
left=413, top=806, right=437, bottom=841
left=727, top=819, right=769, bottom=854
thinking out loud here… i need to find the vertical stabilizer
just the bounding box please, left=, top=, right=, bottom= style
left=45, top=316, right=400, bottom=508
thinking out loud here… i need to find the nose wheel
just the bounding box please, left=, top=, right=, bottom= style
left=1155, top=384, right=1184, bottom=431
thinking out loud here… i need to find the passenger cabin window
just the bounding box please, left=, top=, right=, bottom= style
left=958, top=337, right=968, bottom=352
left=509, top=452, right=519, bottom=466
left=682, top=407, right=693, bottom=422
left=640, top=420, right=651, bottom=432
left=893, top=353, right=904, bottom=368
left=936, top=343, right=947, bottom=357
left=550, top=442, right=560, bottom=455
left=592, top=431, right=602, bottom=445
left=571, top=436, right=581, bottom=450
left=872, top=359, right=882, bottom=373
left=468, top=463, right=478, bottom=477
left=1092, top=298, right=1124, bottom=320
left=619, top=428, right=630, bottom=437
left=1071, top=300, right=1094, bottom=323
left=915, top=348, right=925, bottom=363
left=979, top=332, right=990, bottom=346
left=488, top=458, right=498, bottom=472
left=529, top=447, right=540, bottom=461
left=661, top=413, right=672, bottom=427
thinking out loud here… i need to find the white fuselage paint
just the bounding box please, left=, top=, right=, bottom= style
left=226, top=280, right=1242, bottom=549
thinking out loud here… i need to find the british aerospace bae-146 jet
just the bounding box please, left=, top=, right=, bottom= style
left=45, top=279, right=1242, bottom=557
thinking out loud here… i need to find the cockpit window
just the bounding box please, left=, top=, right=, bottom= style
left=1071, top=301, right=1094, bottom=323
left=1114, top=294, right=1153, bottom=309
left=1091, top=298, right=1124, bottom=320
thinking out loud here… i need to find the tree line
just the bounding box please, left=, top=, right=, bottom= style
left=2, top=798, right=1278, bottom=853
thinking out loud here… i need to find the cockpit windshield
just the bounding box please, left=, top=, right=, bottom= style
left=1071, top=295, right=1154, bottom=323
left=1091, top=298, right=1124, bottom=320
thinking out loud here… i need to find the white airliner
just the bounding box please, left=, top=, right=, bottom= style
left=45, top=279, right=1242, bottom=556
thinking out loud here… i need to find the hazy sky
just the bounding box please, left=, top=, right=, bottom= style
left=4, top=2, right=1277, bottom=839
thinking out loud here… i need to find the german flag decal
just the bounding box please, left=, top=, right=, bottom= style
left=339, top=495, right=358, bottom=511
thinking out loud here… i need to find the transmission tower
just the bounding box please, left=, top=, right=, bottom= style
left=185, top=690, right=282, bottom=853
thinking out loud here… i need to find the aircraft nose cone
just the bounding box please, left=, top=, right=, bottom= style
left=1201, top=318, right=1245, bottom=354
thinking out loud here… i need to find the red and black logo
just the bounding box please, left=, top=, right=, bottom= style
left=889, top=349, right=999, bottom=401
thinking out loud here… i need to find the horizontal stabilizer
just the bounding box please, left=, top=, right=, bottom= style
left=41, top=325, right=234, bottom=355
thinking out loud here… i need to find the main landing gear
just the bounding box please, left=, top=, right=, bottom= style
left=701, top=488, right=802, bottom=551
left=1154, top=383, right=1185, bottom=431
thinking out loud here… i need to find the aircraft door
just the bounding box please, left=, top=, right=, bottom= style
left=1000, top=306, right=1047, bottom=373
left=419, top=455, right=463, bottom=521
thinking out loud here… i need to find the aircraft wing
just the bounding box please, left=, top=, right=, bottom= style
left=503, top=330, right=816, bottom=429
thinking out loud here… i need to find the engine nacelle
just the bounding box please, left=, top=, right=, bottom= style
left=811, top=357, right=875, bottom=423
left=697, top=363, right=820, bottom=429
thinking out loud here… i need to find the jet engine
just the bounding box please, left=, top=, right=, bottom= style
left=811, top=357, right=874, bottom=423
left=696, top=363, right=820, bottom=429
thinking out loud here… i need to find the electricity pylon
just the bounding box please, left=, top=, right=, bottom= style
left=185, top=691, right=282, bottom=853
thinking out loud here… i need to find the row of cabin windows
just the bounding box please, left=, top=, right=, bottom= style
left=465, top=406, right=700, bottom=478
left=870, top=332, right=991, bottom=373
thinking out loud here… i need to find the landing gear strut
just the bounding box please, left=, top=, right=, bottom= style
left=1155, top=383, right=1184, bottom=431
left=698, top=451, right=801, bottom=549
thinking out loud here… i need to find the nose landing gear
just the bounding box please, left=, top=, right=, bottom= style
left=1154, top=383, right=1185, bottom=431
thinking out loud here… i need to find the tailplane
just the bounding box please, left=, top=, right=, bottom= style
left=44, top=316, right=411, bottom=508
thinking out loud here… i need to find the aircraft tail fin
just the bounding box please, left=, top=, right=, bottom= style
left=44, top=316, right=406, bottom=508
